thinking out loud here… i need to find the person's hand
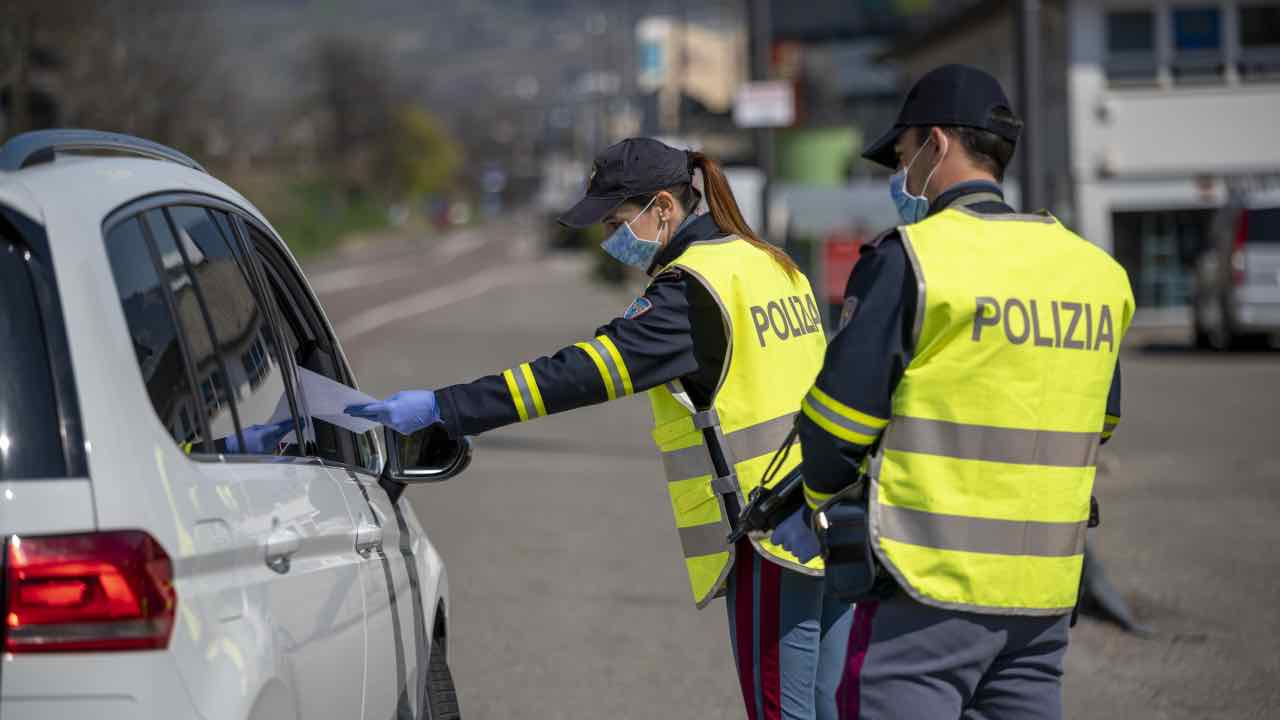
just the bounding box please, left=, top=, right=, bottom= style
left=226, top=417, right=301, bottom=455
left=345, top=390, right=441, bottom=435
left=770, top=506, right=822, bottom=563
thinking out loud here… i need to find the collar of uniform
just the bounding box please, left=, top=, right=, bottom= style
left=648, top=212, right=728, bottom=275
left=928, top=179, right=1006, bottom=217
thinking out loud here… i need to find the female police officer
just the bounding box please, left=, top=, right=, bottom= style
left=346, top=138, right=852, bottom=719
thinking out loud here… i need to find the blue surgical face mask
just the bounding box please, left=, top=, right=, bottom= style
left=601, top=196, right=666, bottom=268
left=889, top=137, right=943, bottom=225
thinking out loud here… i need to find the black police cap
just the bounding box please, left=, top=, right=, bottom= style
left=862, top=64, right=1022, bottom=170
left=559, top=137, right=694, bottom=228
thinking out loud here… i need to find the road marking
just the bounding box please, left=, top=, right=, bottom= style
left=309, top=263, right=423, bottom=294
left=338, top=263, right=528, bottom=340
left=435, top=233, right=486, bottom=263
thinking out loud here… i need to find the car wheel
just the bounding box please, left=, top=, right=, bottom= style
left=422, top=638, right=460, bottom=720
left=1192, top=297, right=1213, bottom=349
left=1209, top=298, right=1237, bottom=351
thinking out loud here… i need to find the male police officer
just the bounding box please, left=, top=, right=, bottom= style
left=776, top=65, right=1134, bottom=718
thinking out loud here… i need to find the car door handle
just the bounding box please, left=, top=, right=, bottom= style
left=265, top=527, right=302, bottom=574
left=355, top=520, right=383, bottom=557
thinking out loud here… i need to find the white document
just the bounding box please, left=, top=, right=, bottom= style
left=270, top=367, right=382, bottom=434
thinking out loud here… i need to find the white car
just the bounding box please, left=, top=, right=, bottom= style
left=0, top=130, right=469, bottom=719
left=1193, top=190, right=1280, bottom=349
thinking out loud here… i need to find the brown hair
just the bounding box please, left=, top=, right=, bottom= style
left=686, top=151, right=799, bottom=277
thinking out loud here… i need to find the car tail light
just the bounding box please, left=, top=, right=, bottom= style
left=1231, top=210, right=1249, bottom=286
left=4, top=530, right=176, bottom=653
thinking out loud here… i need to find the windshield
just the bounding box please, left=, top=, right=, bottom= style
left=1246, top=208, right=1280, bottom=245
left=0, top=213, right=73, bottom=479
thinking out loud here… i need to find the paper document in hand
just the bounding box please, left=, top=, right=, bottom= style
left=270, top=367, right=382, bottom=434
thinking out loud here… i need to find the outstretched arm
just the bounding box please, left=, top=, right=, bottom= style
left=428, top=269, right=701, bottom=436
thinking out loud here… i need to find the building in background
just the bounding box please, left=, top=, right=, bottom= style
left=761, top=2, right=932, bottom=324
left=883, top=2, right=1068, bottom=218
left=635, top=14, right=750, bottom=159
left=1071, top=1, right=1280, bottom=322
left=884, top=0, right=1280, bottom=324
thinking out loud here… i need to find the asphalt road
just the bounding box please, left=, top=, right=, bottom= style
left=308, top=217, right=1280, bottom=720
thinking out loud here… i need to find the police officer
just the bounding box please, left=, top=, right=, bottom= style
left=347, top=138, right=854, bottom=719
left=773, top=66, right=1133, bottom=719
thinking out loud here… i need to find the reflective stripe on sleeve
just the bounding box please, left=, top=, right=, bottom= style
left=1102, top=414, right=1120, bottom=440
left=519, top=363, right=548, bottom=418
left=803, top=483, right=835, bottom=511
left=801, top=386, right=887, bottom=446
left=878, top=504, right=1087, bottom=557
left=595, top=335, right=634, bottom=396
left=502, top=369, right=529, bottom=421
left=576, top=335, right=632, bottom=399
left=883, top=416, right=1099, bottom=467
left=502, top=363, right=546, bottom=422
left=574, top=340, right=617, bottom=400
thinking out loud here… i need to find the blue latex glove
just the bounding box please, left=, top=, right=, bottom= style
left=225, top=417, right=300, bottom=455
left=345, top=390, right=441, bottom=435
left=770, top=506, right=822, bottom=563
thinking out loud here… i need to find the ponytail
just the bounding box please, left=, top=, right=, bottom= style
left=687, top=151, right=800, bottom=277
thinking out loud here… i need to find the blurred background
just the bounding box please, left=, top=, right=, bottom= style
left=4, top=0, right=1279, bottom=341
left=3, top=2, right=1278, bottom=718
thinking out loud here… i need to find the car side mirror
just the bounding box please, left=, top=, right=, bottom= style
left=383, top=424, right=472, bottom=484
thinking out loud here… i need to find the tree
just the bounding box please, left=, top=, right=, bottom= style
left=387, top=107, right=461, bottom=202
left=0, top=0, right=235, bottom=162
left=302, top=34, right=461, bottom=202
left=302, top=33, right=398, bottom=197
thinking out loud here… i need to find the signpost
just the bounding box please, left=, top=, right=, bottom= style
left=733, top=81, right=795, bottom=129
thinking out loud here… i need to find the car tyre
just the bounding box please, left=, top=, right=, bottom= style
left=1192, top=298, right=1213, bottom=350
left=1208, top=297, right=1238, bottom=351
left=423, top=639, right=461, bottom=720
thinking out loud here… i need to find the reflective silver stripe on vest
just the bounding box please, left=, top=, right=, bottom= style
left=511, top=367, right=540, bottom=419
left=883, top=416, right=1099, bottom=468
left=586, top=337, right=626, bottom=397
left=661, top=412, right=798, bottom=482
left=879, top=504, right=1087, bottom=557
left=678, top=521, right=730, bottom=558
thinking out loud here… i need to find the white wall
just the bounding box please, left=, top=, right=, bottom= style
left=1068, top=0, right=1280, bottom=250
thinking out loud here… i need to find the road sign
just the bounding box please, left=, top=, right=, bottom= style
left=733, top=81, right=795, bottom=129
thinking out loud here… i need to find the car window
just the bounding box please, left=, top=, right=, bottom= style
left=243, top=222, right=380, bottom=473
left=139, top=209, right=242, bottom=450
left=168, top=206, right=297, bottom=455
left=105, top=216, right=209, bottom=454
left=0, top=222, right=72, bottom=478
left=1246, top=208, right=1280, bottom=245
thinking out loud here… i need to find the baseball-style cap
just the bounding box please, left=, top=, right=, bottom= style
left=862, top=64, right=1022, bottom=170
left=558, top=137, right=694, bottom=228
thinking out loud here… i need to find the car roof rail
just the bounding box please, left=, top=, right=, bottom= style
left=0, top=129, right=206, bottom=174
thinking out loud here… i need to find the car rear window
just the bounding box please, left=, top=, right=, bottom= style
left=0, top=218, right=71, bottom=479
left=1246, top=208, right=1280, bottom=244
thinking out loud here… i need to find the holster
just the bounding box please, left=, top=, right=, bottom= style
left=728, top=467, right=805, bottom=545
left=813, top=479, right=893, bottom=603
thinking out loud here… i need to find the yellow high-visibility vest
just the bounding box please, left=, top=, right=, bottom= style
left=870, top=200, right=1135, bottom=615
left=648, top=236, right=828, bottom=608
